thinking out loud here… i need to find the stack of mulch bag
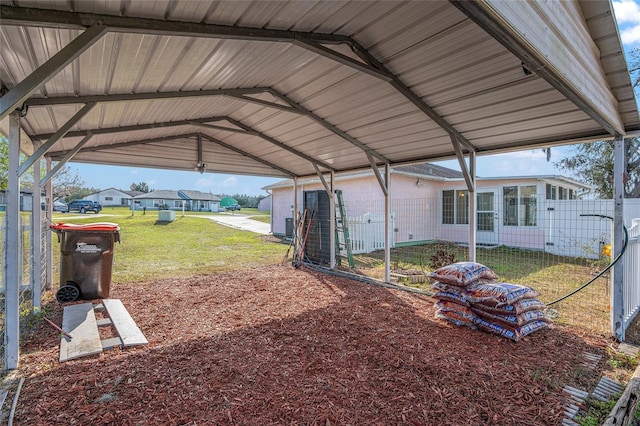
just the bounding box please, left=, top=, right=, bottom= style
left=430, top=262, right=550, bottom=341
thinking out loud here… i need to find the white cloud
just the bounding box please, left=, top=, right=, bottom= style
left=613, top=0, right=640, bottom=24
left=622, top=25, right=640, bottom=44
left=222, top=177, right=237, bottom=187
left=195, top=176, right=215, bottom=190
left=129, top=170, right=138, bottom=175
left=614, top=0, right=640, bottom=45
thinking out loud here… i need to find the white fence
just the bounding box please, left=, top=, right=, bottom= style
left=623, top=219, right=640, bottom=334
left=342, top=213, right=396, bottom=254
left=545, top=199, right=640, bottom=258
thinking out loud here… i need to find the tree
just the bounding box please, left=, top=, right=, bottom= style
left=130, top=182, right=150, bottom=192
left=555, top=48, right=640, bottom=199
left=555, top=139, right=640, bottom=198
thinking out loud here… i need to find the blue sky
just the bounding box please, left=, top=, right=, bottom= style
left=68, top=1, right=640, bottom=196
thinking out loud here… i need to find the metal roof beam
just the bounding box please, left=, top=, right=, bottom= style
left=27, top=88, right=362, bottom=166
left=292, top=37, right=393, bottom=82
left=450, top=0, right=622, bottom=137
left=0, top=24, right=107, bottom=121
left=224, top=94, right=300, bottom=114
left=366, top=152, right=388, bottom=197
left=31, top=117, right=227, bottom=140
left=25, top=88, right=273, bottom=107
left=39, top=115, right=331, bottom=173
left=199, top=134, right=296, bottom=178
left=344, top=40, right=478, bottom=153
left=40, top=132, right=93, bottom=186
left=0, top=5, right=349, bottom=44
left=451, top=134, right=474, bottom=192
left=266, top=89, right=389, bottom=164
left=222, top=117, right=336, bottom=172
left=19, top=102, right=96, bottom=176
left=48, top=133, right=202, bottom=156
left=46, top=131, right=296, bottom=177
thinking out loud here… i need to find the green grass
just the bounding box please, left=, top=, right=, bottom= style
left=50, top=209, right=286, bottom=283
left=353, top=240, right=612, bottom=334
left=247, top=215, right=271, bottom=224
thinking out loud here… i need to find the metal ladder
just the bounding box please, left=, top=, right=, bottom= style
left=334, top=190, right=355, bottom=268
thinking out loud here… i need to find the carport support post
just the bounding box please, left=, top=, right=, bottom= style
left=384, top=163, right=391, bottom=283
left=5, top=111, right=22, bottom=369
left=330, top=172, right=336, bottom=270
left=612, top=135, right=625, bottom=340
left=31, top=151, right=42, bottom=310
left=366, top=153, right=391, bottom=282
left=293, top=178, right=298, bottom=245
left=469, top=151, right=477, bottom=262
left=45, top=157, right=53, bottom=291
left=451, top=135, right=477, bottom=262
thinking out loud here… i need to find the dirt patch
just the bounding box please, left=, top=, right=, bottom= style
left=15, top=265, right=614, bottom=425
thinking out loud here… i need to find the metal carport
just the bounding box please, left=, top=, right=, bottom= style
left=1, top=0, right=638, bottom=368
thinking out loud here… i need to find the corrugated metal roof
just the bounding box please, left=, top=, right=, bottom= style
left=1, top=0, right=637, bottom=179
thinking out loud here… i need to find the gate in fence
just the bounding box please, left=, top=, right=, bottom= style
left=340, top=213, right=396, bottom=254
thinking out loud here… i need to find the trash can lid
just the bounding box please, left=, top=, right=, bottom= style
left=50, top=222, right=120, bottom=232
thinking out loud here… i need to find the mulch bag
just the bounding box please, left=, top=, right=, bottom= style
left=432, top=289, right=471, bottom=306
left=471, top=306, right=550, bottom=328
left=472, top=298, right=546, bottom=316
left=429, top=262, right=498, bottom=287
left=435, top=308, right=478, bottom=328
left=464, top=282, right=540, bottom=305
left=473, top=317, right=549, bottom=342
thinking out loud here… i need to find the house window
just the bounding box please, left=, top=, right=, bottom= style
left=503, top=185, right=537, bottom=226
left=558, top=187, right=568, bottom=200
left=105, top=196, right=113, bottom=201
left=545, top=184, right=557, bottom=200
left=174, top=200, right=183, bottom=208
left=443, top=190, right=454, bottom=224
left=442, top=190, right=469, bottom=225
left=200, top=202, right=206, bottom=209
left=153, top=199, right=162, bottom=207
left=569, top=189, right=576, bottom=200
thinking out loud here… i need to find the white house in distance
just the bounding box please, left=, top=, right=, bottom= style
left=264, top=163, right=591, bottom=253
left=133, top=190, right=221, bottom=212
left=85, top=188, right=143, bottom=207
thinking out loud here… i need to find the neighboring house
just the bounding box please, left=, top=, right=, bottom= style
left=219, top=196, right=239, bottom=208
left=258, top=195, right=271, bottom=212
left=134, top=190, right=220, bottom=212
left=85, top=188, right=142, bottom=207
left=264, top=163, right=593, bottom=254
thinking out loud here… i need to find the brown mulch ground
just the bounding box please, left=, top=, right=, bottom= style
left=14, top=265, right=615, bottom=425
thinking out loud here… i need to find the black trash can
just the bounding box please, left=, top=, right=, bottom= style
left=50, top=222, right=121, bottom=302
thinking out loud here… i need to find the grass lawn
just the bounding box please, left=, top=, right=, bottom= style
left=50, top=208, right=286, bottom=283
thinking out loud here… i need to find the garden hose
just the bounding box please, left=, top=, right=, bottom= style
left=547, top=214, right=629, bottom=306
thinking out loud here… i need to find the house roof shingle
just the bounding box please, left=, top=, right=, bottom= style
left=133, top=190, right=220, bottom=201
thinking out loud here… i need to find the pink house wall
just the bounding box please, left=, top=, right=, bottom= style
left=270, top=173, right=439, bottom=236
left=270, top=174, right=585, bottom=253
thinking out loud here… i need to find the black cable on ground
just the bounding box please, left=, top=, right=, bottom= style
left=547, top=215, right=629, bottom=306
